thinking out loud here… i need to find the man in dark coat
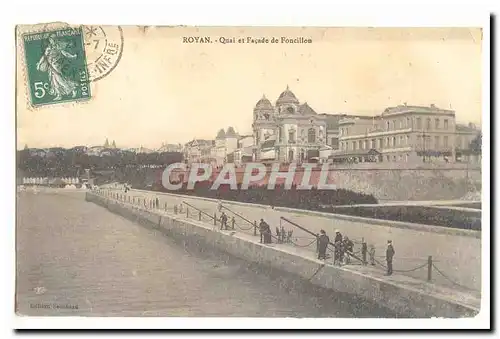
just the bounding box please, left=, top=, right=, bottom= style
left=334, top=230, right=343, bottom=265
left=259, top=219, right=267, bottom=243
left=386, top=240, right=395, bottom=275
left=220, top=212, right=228, bottom=230
left=317, top=230, right=330, bottom=260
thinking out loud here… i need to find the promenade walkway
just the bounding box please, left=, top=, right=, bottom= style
left=98, top=186, right=482, bottom=294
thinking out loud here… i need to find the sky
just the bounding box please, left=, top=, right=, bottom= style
left=16, top=26, right=483, bottom=150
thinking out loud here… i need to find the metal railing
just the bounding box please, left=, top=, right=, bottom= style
left=95, top=188, right=481, bottom=292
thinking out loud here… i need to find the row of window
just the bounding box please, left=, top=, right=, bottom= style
left=416, top=135, right=450, bottom=148
left=340, top=135, right=411, bottom=151
left=340, top=134, right=453, bottom=151
left=278, top=127, right=323, bottom=144
left=339, top=117, right=451, bottom=136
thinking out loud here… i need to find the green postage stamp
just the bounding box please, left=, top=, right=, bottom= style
left=22, top=26, right=91, bottom=106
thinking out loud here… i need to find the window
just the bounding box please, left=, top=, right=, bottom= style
left=444, top=136, right=449, bottom=147
left=426, top=118, right=431, bottom=130
left=393, top=155, right=397, bottom=162
left=434, top=136, right=440, bottom=148
left=359, top=140, right=363, bottom=150
left=289, top=130, right=296, bottom=143
left=416, top=117, right=422, bottom=129
left=386, top=155, right=390, bottom=162
left=435, top=118, right=440, bottom=129
left=386, top=137, right=390, bottom=147
left=406, top=117, right=411, bottom=128
left=400, top=120, right=404, bottom=129
left=307, top=128, right=316, bottom=143
left=406, top=135, right=410, bottom=145
left=398, top=155, right=403, bottom=162
left=371, top=139, right=376, bottom=149
left=352, top=141, right=356, bottom=150
left=400, top=136, right=404, bottom=146
left=378, top=138, right=383, bottom=149
left=387, top=121, right=390, bottom=130
left=405, top=154, right=409, bottom=162
left=444, top=119, right=449, bottom=130
left=392, top=120, right=396, bottom=130
left=392, top=137, right=396, bottom=147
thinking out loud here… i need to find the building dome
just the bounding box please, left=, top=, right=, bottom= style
left=276, top=85, right=299, bottom=105
left=226, top=126, right=237, bottom=138
left=255, top=95, right=273, bottom=110
left=216, top=128, right=226, bottom=140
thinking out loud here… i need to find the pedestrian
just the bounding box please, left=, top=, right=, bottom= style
left=264, top=223, right=272, bottom=244
left=369, top=245, right=376, bottom=266
left=343, top=236, right=354, bottom=264
left=333, top=230, right=343, bottom=265
left=259, top=219, right=266, bottom=243
left=217, top=199, right=223, bottom=212
left=386, top=240, right=395, bottom=275
left=231, top=216, right=235, bottom=230
left=220, top=212, right=228, bottom=230
left=317, top=230, right=330, bottom=260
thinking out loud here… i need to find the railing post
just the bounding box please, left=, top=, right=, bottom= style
left=231, top=217, right=235, bottom=230
left=214, top=212, right=217, bottom=226
left=253, top=221, right=257, bottom=236
left=199, top=211, right=202, bottom=221
left=164, top=202, right=167, bottom=211
left=186, top=207, right=189, bottom=218
left=428, top=256, right=433, bottom=281
left=361, top=238, right=367, bottom=265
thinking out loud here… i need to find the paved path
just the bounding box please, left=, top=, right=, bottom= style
left=328, top=200, right=481, bottom=208
left=99, top=187, right=482, bottom=293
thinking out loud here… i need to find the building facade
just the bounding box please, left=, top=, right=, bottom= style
left=335, top=104, right=481, bottom=163
left=213, top=127, right=239, bottom=166
left=183, top=139, right=215, bottom=164
left=252, top=86, right=328, bottom=163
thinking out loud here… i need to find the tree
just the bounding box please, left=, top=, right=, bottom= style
left=469, top=133, right=482, bottom=154
left=104, top=138, right=110, bottom=148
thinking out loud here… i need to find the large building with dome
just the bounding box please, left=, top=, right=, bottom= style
left=252, top=86, right=330, bottom=163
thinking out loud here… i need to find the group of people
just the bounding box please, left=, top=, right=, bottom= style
left=259, top=219, right=273, bottom=244
left=219, top=212, right=236, bottom=231
left=216, top=200, right=396, bottom=276
left=316, top=230, right=396, bottom=275
left=316, top=229, right=354, bottom=265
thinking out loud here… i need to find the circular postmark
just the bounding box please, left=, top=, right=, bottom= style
left=82, top=25, right=124, bottom=82
left=36, top=24, right=124, bottom=83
